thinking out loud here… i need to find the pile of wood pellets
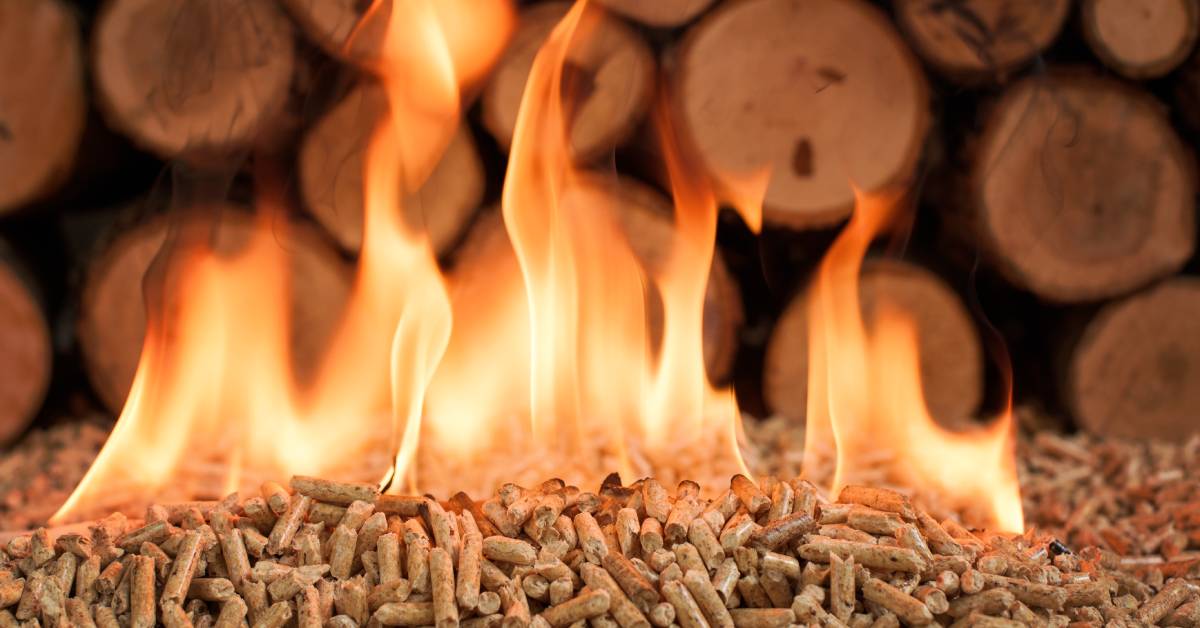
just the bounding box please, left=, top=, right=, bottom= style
left=2, top=474, right=1198, bottom=628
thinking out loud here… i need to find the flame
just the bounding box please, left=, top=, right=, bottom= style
left=802, top=189, right=1023, bottom=532
left=58, top=0, right=1025, bottom=525
left=416, top=2, right=749, bottom=493
left=54, top=0, right=511, bottom=521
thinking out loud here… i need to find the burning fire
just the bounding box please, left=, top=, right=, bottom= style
left=56, top=0, right=1021, bottom=531
left=801, top=189, right=1023, bottom=532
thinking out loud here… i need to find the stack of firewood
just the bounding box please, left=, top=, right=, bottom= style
left=2, top=0, right=1200, bottom=446
left=4, top=474, right=1199, bottom=628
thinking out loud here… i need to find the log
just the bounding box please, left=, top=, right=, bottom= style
left=92, top=0, right=294, bottom=159
left=447, top=175, right=742, bottom=384
left=592, top=0, right=716, bottom=28
left=0, top=245, right=52, bottom=446
left=482, top=1, right=655, bottom=163
left=894, top=0, right=1071, bottom=83
left=0, top=0, right=86, bottom=213
left=673, top=0, right=929, bottom=229
left=968, top=71, right=1194, bottom=303
left=298, top=83, right=485, bottom=256
left=763, top=259, right=983, bottom=429
left=1067, top=277, right=1200, bottom=439
left=1081, top=0, right=1199, bottom=79
left=280, top=0, right=512, bottom=83
left=77, top=210, right=353, bottom=414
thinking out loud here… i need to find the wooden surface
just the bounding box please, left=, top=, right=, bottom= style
left=895, top=0, right=1071, bottom=83
left=77, top=210, right=353, bottom=414
left=0, top=0, right=86, bottom=213
left=298, top=82, right=485, bottom=256
left=92, top=0, right=294, bottom=158
left=1069, top=278, right=1200, bottom=439
left=674, top=0, right=929, bottom=228
left=482, top=1, right=655, bottom=163
left=0, top=247, right=52, bottom=446
left=1082, top=0, right=1199, bottom=79
left=970, top=72, right=1194, bottom=303
left=763, top=259, right=983, bottom=429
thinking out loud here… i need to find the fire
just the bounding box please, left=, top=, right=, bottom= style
left=802, top=189, right=1024, bottom=532
left=58, top=0, right=1024, bottom=526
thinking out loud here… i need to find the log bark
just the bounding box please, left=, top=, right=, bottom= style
left=77, top=209, right=353, bottom=414
left=0, top=244, right=52, bottom=446
left=298, top=83, right=485, bottom=256
left=894, top=0, right=1070, bottom=84
left=673, top=0, right=929, bottom=229
left=447, top=175, right=742, bottom=384
left=0, top=0, right=86, bottom=213
left=92, top=0, right=294, bottom=159
left=1067, top=277, right=1200, bottom=439
left=968, top=71, right=1194, bottom=303
left=482, top=1, right=655, bottom=163
left=593, top=0, right=716, bottom=28
left=1081, top=0, right=1199, bottom=79
left=763, top=259, right=983, bottom=429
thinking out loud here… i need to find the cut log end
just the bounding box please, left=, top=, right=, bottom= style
left=675, top=0, right=928, bottom=228
left=0, top=257, right=51, bottom=446
left=482, top=2, right=655, bottom=163
left=93, top=0, right=294, bottom=158
left=593, top=0, right=716, bottom=28
left=895, top=0, right=1071, bottom=83
left=764, top=259, right=983, bottom=429
left=448, top=175, right=742, bottom=385
left=1082, top=0, right=1200, bottom=79
left=972, top=72, right=1195, bottom=303
left=299, top=83, right=485, bottom=255
left=0, top=0, right=86, bottom=213
left=1069, top=278, right=1200, bottom=440
left=77, top=210, right=353, bottom=414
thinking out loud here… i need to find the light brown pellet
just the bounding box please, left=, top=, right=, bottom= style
left=683, top=569, right=733, bottom=628
left=214, top=596, right=247, bottom=628
left=730, top=476, right=770, bottom=516
left=601, top=553, right=659, bottom=611
left=161, top=530, right=203, bottom=607
left=861, top=578, right=933, bottom=626
left=291, top=476, right=380, bottom=506
left=374, top=601, right=434, bottom=626
left=483, top=537, right=538, bottom=565
left=543, top=589, right=612, bottom=627
left=687, top=519, right=725, bottom=571
left=430, top=547, right=459, bottom=628
left=639, top=519, right=663, bottom=555
left=256, top=600, right=293, bottom=628
left=267, top=495, right=312, bottom=555
left=297, top=585, right=321, bottom=628
left=328, top=525, right=358, bottom=579
left=728, top=608, right=794, bottom=628
left=129, top=555, right=155, bottom=628
left=711, top=559, right=740, bottom=604
left=661, top=580, right=706, bottom=628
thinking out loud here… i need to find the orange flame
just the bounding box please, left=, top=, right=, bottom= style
left=54, top=0, right=512, bottom=521
left=415, top=1, right=749, bottom=493
left=803, top=189, right=1023, bottom=532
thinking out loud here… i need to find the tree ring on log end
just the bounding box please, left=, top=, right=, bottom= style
left=675, top=0, right=929, bottom=229
left=93, top=0, right=294, bottom=158
left=1082, top=0, right=1200, bottom=79
left=482, top=2, right=655, bottom=163
left=1069, top=278, right=1200, bottom=439
left=895, top=0, right=1071, bottom=83
left=973, top=73, right=1194, bottom=302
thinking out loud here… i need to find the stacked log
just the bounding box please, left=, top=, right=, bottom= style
left=92, top=0, right=294, bottom=159
left=0, top=245, right=52, bottom=447
left=76, top=210, right=353, bottom=414
left=0, top=0, right=86, bottom=213
left=763, top=260, right=983, bottom=430
left=673, top=0, right=929, bottom=228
